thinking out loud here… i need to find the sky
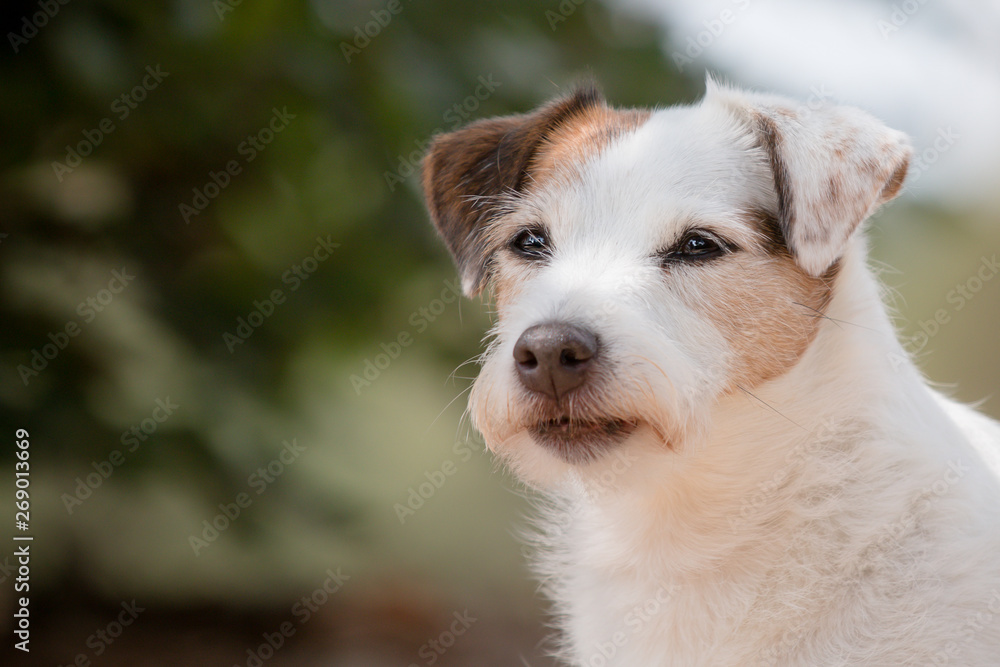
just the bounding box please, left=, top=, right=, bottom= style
left=610, top=0, right=1000, bottom=215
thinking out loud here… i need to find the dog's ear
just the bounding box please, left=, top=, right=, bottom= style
left=422, top=85, right=605, bottom=296
left=710, top=84, right=912, bottom=275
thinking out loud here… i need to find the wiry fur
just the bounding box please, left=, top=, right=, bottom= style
left=421, top=80, right=1000, bottom=665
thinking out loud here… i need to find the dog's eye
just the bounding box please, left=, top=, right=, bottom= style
left=660, top=231, right=731, bottom=265
left=680, top=234, right=722, bottom=257
left=511, top=229, right=550, bottom=259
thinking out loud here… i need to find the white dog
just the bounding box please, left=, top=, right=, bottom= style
left=421, top=80, right=1000, bottom=666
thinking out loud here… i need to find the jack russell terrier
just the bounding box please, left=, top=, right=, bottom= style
left=421, top=80, right=1000, bottom=666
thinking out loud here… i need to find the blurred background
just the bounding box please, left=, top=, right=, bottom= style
left=0, top=0, right=997, bottom=664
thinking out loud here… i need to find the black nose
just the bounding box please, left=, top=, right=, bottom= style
left=513, top=322, right=598, bottom=400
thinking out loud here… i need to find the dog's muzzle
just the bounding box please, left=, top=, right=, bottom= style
left=511, top=322, right=636, bottom=463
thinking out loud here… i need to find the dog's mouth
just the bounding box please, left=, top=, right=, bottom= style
left=529, top=415, right=638, bottom=464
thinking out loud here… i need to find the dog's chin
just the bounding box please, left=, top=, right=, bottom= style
left=529, top=416, right=639, bottom=465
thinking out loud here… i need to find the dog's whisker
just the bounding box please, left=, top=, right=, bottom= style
left=631, top=354, right=671, bottom=384
left=791, top=300, right=882, bottom=333
left=735, top=383, right=807, bottom=432
left=445, top=355, right=483, bottom=385
left=425, top=383, right=475, bottom=435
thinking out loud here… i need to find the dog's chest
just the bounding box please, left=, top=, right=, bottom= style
left=558, top=555, right=787, bottom=665
left=543, top=504, right=791, bottom=665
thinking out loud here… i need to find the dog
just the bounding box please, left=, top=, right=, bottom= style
left=420, top=80, right=1000, bottom=666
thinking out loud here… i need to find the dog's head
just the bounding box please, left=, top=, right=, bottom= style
left=422, top=81, right=910, bottom=487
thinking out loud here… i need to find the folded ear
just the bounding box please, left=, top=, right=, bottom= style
left=422, top=86, right=605, bottom=296
left=709, top=84, right=912, bottom=275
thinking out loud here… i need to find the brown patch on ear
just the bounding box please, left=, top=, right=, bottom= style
left=879, top=159, right=908, bottom=202
left=421, top=85, right=605, bottom=296
left=752, top=112, right=799, bottom=243
left=826, top=177, right=842, bottom=205
left=740, top=101, right=911, bottom=276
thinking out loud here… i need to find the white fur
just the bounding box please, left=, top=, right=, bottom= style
left=534, top=249, right=1000, bottom=665
left=459, top=86, right=1000, bottom=665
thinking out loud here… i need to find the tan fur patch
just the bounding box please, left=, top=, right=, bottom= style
left=672, top=224, right=837, bottom=392
left=527, top=106, right=651, bottom=189
left=491, top=257, right=527, bottom=311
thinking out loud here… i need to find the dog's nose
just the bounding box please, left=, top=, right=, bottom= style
left=513, top=323, right=598, bottom=400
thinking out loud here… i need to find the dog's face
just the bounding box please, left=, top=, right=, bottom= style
left=422, top=82, right=910, bottom=488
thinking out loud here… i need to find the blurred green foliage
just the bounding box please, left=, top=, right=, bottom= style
left=0, top=0, right=692, bottom=607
